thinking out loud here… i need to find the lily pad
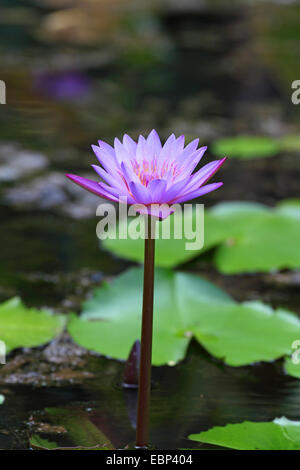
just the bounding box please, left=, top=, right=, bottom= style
left=188, top=417, right=300, bottom=450
left=214, top=202, right=300, bottom=273
left=0, top=394, right=5, bottom=405
left=102, top=209, right=206, bottom=268
left=102, top=202, right=268, bottom=268
left=284, top=357, right=300, bottom=379
left=102, top=201, right=300, bottom=273
left=211, top=135, right=280, bottom=159
left=30, top=436, right=59, bottom=450
left=68, top=268, right=300, bottom=366
left=0, top=297, right=65, bottom=353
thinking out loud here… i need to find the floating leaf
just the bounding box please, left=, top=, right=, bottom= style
left=68, top=268, right=300, bottom=366
left=193, top=301, right=300, bottom=366
left=30, top=436, right=58, bottom=450
left=214, top=203, right=300, bottom=273
left=284, top=357, right=300, bottom=379
left=0, top=297, right=65, bottom=353
left=211, top=135, right=280, bottom=159
left=188, top=417, right=300, bottom=450
left=102, top=209, right=207, bottom=268
left=102, top=201, right=300, bottom=273
left=102, top=202, right=268, bottom=268
left=68, top=268, right=232, bottom=365
left=0, top=394, right=5, bottom=405
left=30, top=434, right=108, bottom=450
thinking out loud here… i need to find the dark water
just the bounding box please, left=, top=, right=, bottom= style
left=2, top=345, right=300, bottom=450
left=0, top=0, right=300, bottom=449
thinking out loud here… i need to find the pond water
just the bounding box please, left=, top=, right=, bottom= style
left=0, top=0, right=300, bottom=449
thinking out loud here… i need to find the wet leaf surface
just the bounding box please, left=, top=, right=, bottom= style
left=189, top=417, right=300, bottom=450
left=0, top=297, right=65, bottom=353
left=102, top=201, right=300, bottom=273
left=68, top=267, right=300, bottom=367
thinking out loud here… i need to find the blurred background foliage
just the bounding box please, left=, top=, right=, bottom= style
left=0, top=0, right=300, bottom=449
left=0, top=0, right=300, bottom=304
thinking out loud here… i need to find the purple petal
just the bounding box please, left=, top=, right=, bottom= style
left=136, top=135, right=148, bottom=163
left=174, top=182, right=223, bottom=203
left=176, top=138, right=200, bottom=162
left=121, top=161, right=140, bottom=185
left=163, top=175, right=191, bottom=202
left=98, top=140, right=115, bottom=156
left=133, top=203, right=174, bottom=220
left=183, top=157, right=227, bottom=194
left=175, top=135, right=185, bottom=154
left=114, top=137, right=132, bottom=164
left=66, top=174, right=119, bottom=202
left=92, top=145, right=118, bottom=172
left=146, top=129, right=162, bottom=158
left=159, top=133, right=176, bottom=160
left=177, top=147, right=207, bottom=179
left=122, top=134, right=137, bottom=156
left=129, top=181, right=152, bottom=204
left=147, top=179, right=167, bottom=202
left=92, top=164, right=125, bottom=190
left=97, top=181, right=135, bottom=203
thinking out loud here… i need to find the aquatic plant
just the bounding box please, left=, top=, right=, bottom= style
left=66, top=130, right=225, bottom=447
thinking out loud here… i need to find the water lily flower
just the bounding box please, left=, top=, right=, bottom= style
left=66, top=130, right=226, bottom=218
left=66, top=130, right=226, bottom=449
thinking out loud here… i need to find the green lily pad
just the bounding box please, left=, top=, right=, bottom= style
left=211, top=135, right=280, bottom=159
left=214, top=203, right=300, bottom=273
left=102, top=209, right=206, bottom=268
left=284, top=357, right=300, bottom=379
left=0, top=394, right=5, bottom=405
left=69, top=268, right=232, bottom=365
left=188, top=417, right=300, bottom=450
left=30, top=436, right=59, bottom=450
left=68, top=268, right=300, bottom=366
left=102, top=201, right=300, bottom=273
left=0, top=297, right=65, bottom=353
left=102, top=202, right=268, bottom=269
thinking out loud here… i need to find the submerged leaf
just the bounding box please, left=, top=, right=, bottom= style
left=45, top=407, right=114, bottom=449
left=68, top=268, right=300, bottom=366
left=0, top=297, right=65, bottom=353
left=188, top=417, right=300, bottom=450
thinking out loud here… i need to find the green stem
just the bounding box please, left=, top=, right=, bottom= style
left=136, top=215, right=155, bottom=448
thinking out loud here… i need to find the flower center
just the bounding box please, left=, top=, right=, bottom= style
left=131, top=159, right=181, bottom=186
